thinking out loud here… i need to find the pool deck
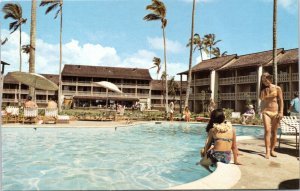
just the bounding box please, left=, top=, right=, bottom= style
left=2, top=121, right=299, bottom=189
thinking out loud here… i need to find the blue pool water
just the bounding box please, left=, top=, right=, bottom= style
left=2, top=122, right=264, bottom=190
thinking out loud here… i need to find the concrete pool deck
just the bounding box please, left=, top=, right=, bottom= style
left=2, top=121, right=299, bottom=189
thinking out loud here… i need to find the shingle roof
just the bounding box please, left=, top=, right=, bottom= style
left=4, top=72, right=59, bottom=85
left=151, top=80, right=187, bottom=91
left=62, top=64, right=152, bottom=80
left=178, top=54, right=237, bottom=75
left=219, top=48, right=284, bottom=70
left=277, top=48, right=298, bottom=65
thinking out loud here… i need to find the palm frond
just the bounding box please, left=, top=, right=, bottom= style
left=143, top=14, right=161, bottom=21
left=45, top=3, right=59, bottom=15
left=161, top=18, right=167, bottom=28
left=54, top=8, right=60, bottom=19
left=1, top=38, right=8, bottom=45
left=9, top=21, right=18, bottom=31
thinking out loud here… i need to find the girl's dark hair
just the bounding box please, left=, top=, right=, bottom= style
left=206, top=108, right=225, bottom=133
left=260, top=72, right=273, bottom=92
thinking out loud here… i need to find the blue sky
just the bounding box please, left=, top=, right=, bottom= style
left=1, top=0, right=298, bottom=80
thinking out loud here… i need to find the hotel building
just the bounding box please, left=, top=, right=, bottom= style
left=179, top=48, right=298, bottom=114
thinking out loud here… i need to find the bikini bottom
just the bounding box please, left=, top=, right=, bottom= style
left=262, top=111, right=278, bottom=118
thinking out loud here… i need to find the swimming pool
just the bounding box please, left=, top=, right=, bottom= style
left=2, top=122, right=264, bottom=190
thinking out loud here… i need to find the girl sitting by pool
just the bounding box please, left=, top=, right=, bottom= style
left=199, top=109, right=241, bottom=171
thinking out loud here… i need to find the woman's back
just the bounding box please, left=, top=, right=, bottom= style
left=209, top=121, right=234, bottom=151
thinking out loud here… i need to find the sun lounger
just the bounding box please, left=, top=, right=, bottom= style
left=4, top=106, right=20, bottom=123
left=23, top=107, right=38, bottom=124
left=278, top=116, right=299, bottom=151
left=44, top=108, right=58, bottom=124
left=56, top=115, right=70, bottom=124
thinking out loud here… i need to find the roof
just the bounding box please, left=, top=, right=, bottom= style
left=178, top=54, right=237, bottom=75
left=151, top=80, right=187, bottom=91
left=218, top=48, right=284, bottom=71
left=277, top=48, right=298, bottom=65
left=4, top=72, right=59, bottom=84
left=62, top=64, right=152, bottom=80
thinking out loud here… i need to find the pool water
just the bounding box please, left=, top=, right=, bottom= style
left=2, top=123, right=264, bottom=190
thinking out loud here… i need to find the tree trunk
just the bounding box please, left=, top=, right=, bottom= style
left=18, top=25, right=22, bottom=106
left=162, top=27, right=168, bottom=115
left=29, top=0, right=36, bottom=98
left=58, top=3, right=63, bottom=112
left=273, top=0, right=277, bottom=85
left=185, top=0, right=196, bottom=108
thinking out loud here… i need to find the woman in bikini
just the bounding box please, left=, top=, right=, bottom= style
left=260, top=72, right=283, bottom=159
left=199, top=109, right=241, bottom=171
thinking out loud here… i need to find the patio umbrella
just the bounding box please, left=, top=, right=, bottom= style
left=11, top=71, right=58, bottom=91
left=94, top=81, right=122, bottom=94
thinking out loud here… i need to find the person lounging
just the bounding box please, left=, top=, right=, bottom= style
left=199, top=109, right=241, bottom=171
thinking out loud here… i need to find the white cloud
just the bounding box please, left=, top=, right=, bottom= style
left=147, top=37, right=185, bottom=54
left=1, top=29, right=185, bottom=80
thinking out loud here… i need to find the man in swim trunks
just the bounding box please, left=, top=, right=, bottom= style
left=259, top=72, right=284, bottom=159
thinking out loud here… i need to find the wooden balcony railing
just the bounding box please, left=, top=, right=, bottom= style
left=278, top=73, right=290, bottom=82
left=219, top=77, right=235, bottom=85
left=283, top=92, right=290, bottom=100
left=192, top=78, right=210, bottom=86
left=236, top=75, right=257, bottom=84
left=236, top=92, right=257, bottom=100
left=292, top=73, right=299, bottom=81
left=219, top=93, right=235, bottom=100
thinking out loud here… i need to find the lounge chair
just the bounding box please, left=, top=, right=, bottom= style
left=5, top=106, right=20, bottom=123
left=44, top=108, right=58, bottom=124
left=56, top=115, right=70, bottom=124
left=278, top=116, right=299, bottom=151
left=23, top=107, right=38, bottom=124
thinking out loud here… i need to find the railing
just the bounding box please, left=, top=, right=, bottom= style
left=62, top=81, right=77, bottom=86
left=292, top=73, right=299, bottom=81
left=92, top=92, right=107, bottom=96
left=283, top=92, right=290, bottom=100
left=236, top=75, right=257, bottom=84
left=278, top=73, right=289, bottom=82
left=219, top=77, right=235, bottom=85
left=236, top=92, right=257, bottom=100
left=63, top=90, right=76, bottom=95
left=2, top=89, right=18, bottom=93
left=77, top=82, right=92, bottom=86
left=219, top=93, right=235, bottom=100
left=151, top=95, right=163, bottom=99
left=192, top=78, right=210, bottom=86
left=192, top=93, right=211, bottom=100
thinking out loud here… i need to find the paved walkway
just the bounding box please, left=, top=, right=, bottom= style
left=2, top=121, right=300, bottom=189
left=233, top=137, right=299, bottom=189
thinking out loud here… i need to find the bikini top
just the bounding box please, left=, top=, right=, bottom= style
left=262, top=85, right=278, bottom=99
left=214, top=137, right=232, bottom=142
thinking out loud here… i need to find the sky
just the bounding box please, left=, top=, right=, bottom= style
left=0, top=0, right=298, bottom=80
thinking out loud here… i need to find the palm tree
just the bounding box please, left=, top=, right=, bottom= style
left=211, top=47, right=227, bottom=58
left=2, top=3, right=27, bottom=106
left=149, top=57, right=161, bottom=79
left=168, top=76, right=179, bottom=101
left=29, top=0, right=37, bottom=97
left=273, top=0, right=278, bottom=85
left=144, top=0, right=168, bottom=113
left=160, top=71, right=167, bottom=107
left=185, top=0, right=196, bottom=109
left=187, top=33, right=205, bottom=62
left=40, top=0, right=63, bottom=112
left=203, top=34, right=221, bottom=58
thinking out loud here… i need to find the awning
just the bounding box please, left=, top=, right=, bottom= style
left=73, top=96, right=139, bottom=101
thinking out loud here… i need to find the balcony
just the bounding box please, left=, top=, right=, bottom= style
left=151, top=95, right=163, bottom=99
left=278, top=73, right=289, bottom=82
left=292, top=73, right=299, bottom=81
left=219, top=93, right=235, bottom=100
left=283, top=92, right=290, bottom=100
left=189, top=93, right=211, bottom=100
left=219, top=77, right=235, bottom=85
left=236, top=92, right=257, bottom=100
left=3, top=89, right=18, bottom=93
left=192, top=78, right=210, bottom=86
left=236, top=75, right=257, bottom=84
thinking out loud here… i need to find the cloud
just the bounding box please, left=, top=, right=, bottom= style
left=1, top=29, right=185, bottom=80
left=147, top=37, right=185, bottom=54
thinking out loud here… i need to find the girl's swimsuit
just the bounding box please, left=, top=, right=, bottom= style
left=207, top=137, right=232, bottom=164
